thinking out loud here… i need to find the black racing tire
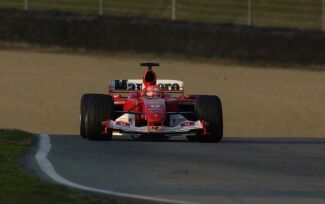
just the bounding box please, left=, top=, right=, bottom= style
left=80, top=94, right=103, bottom=138
left=186, top=135, right=198, bottom=142
left=194, top=95, right=223, bottom=143
left=84, top=94, right=114, bottom=140
left=80, top=94, right=92, bottom=138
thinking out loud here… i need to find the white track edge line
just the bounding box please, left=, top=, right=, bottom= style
left=35, top=134, right=198, bottom=204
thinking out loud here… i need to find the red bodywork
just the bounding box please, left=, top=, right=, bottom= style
left=103, top=67, right=207, bottom=136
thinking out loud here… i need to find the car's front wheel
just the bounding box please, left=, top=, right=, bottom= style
left=194, top=95, right=223, bottom=143
left=80, top=94, right=100, bottom=138
left=84, top=94, right=114, bottom=140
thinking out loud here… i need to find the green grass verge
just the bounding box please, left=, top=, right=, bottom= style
left=0, top=129, right=122, bottom=204
left=0, top=0, right=323, bottom=30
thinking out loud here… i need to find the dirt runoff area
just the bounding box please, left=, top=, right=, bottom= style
left=0, top=49, right=324, bottom=137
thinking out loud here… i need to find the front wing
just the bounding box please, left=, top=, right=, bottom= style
left=103, top=120, right=204, bottom=135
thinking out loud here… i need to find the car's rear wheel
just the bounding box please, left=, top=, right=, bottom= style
left=194, top=95, right=223, bottom=143
left=84, top=94, right=114, bottom=140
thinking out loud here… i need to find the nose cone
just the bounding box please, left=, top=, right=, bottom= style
left=146, top=111, right=166, bottom=123
left=143, top=99, right=166, bottom=123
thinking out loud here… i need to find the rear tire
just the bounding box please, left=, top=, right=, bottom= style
left=84, top=94, right=114, bottom=140
left=194, top=95, right=223, bottom=143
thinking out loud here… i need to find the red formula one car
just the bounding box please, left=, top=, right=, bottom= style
left=80, top=63, right=223, bottom=142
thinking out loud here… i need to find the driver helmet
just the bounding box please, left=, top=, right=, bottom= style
left=145, top=85, right=163, bottom=97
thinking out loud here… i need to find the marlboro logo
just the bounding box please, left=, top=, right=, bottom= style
left=110, top=80, right=183, bottom=91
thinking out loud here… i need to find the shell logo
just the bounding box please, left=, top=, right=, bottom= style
left=116, top=121, right=130, bottom=127
left=181, top=121, right=195, bottom=127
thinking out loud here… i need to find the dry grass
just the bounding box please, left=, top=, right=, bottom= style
left=0, top=48, right=324, bottom=137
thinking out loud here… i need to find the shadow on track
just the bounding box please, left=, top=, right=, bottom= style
left=223, top=137, right=325, bottom=145
left=59, top=134, right=325, bottom=145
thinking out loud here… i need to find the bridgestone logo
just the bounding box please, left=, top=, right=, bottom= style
left=112, top=80, right=182, bottom=91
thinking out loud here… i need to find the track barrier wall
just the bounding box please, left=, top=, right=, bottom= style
left=1, top=9, right=325, bottom=64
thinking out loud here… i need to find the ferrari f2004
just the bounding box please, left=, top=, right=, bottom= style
left=80, top=63, right=223, bottom=142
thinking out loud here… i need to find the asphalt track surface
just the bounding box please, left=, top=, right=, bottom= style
left=33, top=135, right=325, bottom=204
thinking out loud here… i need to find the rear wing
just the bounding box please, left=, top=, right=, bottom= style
left=109, top=79, right=184, bottom=94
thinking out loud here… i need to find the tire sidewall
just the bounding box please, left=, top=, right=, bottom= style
left=194, top=95, right=223, bottom=142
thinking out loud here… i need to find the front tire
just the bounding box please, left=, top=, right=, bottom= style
left=84, top=94, right=114, bottom=140
left=80, top=94, right=96, bottom=138
left=194, top=95, right=223, bottom=143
